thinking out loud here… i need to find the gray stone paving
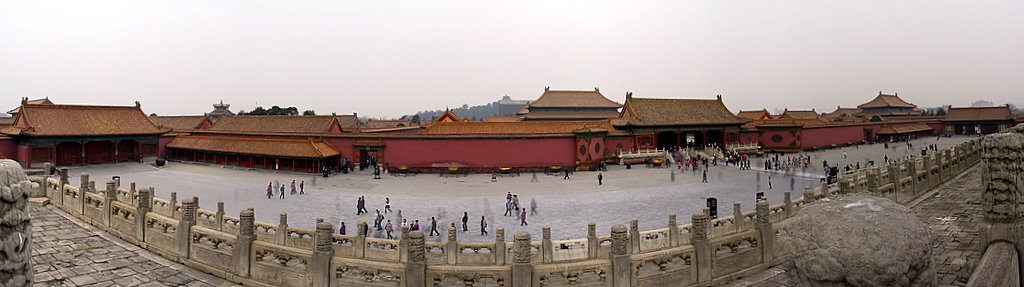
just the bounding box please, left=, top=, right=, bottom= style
left=30, top=204, right=241, bottom=287
left=59, top=137, right=973, bottom=243
left=909, top=166, right=982, bottom=287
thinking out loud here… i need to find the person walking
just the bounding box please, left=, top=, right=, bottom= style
left=768, top=176, right=773, bottom=190
left=266, top=182, right=273, bottom=199
left=480, top=216, right=488, bottom=236
left=702, top=169, right=708, bottom=183
left=429, top=217, right=439, bottom=236
left=385, top=220, right=394, bottom=239
left=598, top=173, right=603, bottom=185
left=356, top=197, right=364, bottom=215
left=374, top=209, right=384, bottom=230
left=384, top=198, right=392, bottom=214
left=504, top=199, right=513, bottom=216
left=519, top=209, right=528, bottom=226
left=843, top=151, right=848, bottom=159
left=339, top=222, right=346, bottom=235
left=530, top=198, right=538, bottom=216
left=564, top=169, right=570, bottom=180
left=290, top=180, right=297, bottom=195
left=299, top=181, right=304, bottom=195
left=462, top=212, right=469, bottom=232
left=512, top=195, right=520, bottom=211
left=279, top=185, right=285, bottom=199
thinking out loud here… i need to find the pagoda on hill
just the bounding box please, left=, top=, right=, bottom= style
left=209, top=100, right=234, bottom=121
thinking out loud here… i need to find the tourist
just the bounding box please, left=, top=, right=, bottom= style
left=504, top=199, right=514, bottom=216
left=384, top=198, right=392, bottom=214
left=299, top=181, right=304, bottom=195
left=843, top=151, right=848, bottom=159
left=374, top=209, right=383, bottom=230
left=361, top=219, right=369, bottom=237
left=768, top=175, right=773, bottom=190
left=385, top=220, right=394, bottom=239
left=462, top=212, right=469, bottom=232
left=702, top=169, right=707, bottom=183
left=290, top=180, right=297, bottom=195
left=506, top=192, right=512, bottom=202
left=531, top=172, right=538, bottom=183
left=519, top=209, right=528, bottom=226
left=339, top=222, right=346, bottom=235
left=491, top=173, right=497, bottom=182
left=412, top=220, right=420, bottom=231
left=480, top=216, right=488, bottom=236
left=266, top=182, right=273, bottom=199
left=279, top=185, right=285, bottom=199
left=598, top=173, right=603, bottom=185
left=530, top=198, right=538, bottom=216
left=564, top=169, right=570, bottom=180
left=512, top=194, right=520, bottom=211
left=429, top=217, right=439, bottom=236
left=401, top=218, right=408, bottom=229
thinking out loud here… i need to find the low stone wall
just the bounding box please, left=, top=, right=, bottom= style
left=31, top=139, right=984, bottom=287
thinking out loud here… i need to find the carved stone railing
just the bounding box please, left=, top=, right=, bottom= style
left=28, top=139, right=983, bottom=287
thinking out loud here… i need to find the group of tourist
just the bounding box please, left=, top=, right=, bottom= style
left=264, top=179, right=305, bottom=199
left=503, top=192, right=534, bottom=227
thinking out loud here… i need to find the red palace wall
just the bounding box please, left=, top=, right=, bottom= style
left=158, top=136, right=174, bottom=157
left=605, top=137, right=634, bottom=154
left=376, top=138, right=577, bottom=169
left=0, top=139, right=18, bottom=161
left=801, top=125, right=866, bottom=149
left=758, top=130, right=799, bottom=151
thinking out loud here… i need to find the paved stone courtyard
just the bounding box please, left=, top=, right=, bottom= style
left=60, top=136, right=973, bottom=242
left=31, top=204, right=240, bottom=287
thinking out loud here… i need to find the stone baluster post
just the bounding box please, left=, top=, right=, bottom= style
left=691, top=213, right=711, bottom=284
left=135, top=187, right=152, bottom=241
left=235, top=208, right=255, bottom=278
left=512, top=231, right=532, bottom=287
left=542, top=226, right=553, bottom=263
left=941, top=149, right=952, bottom=179
left=169, top=192, right=177, bottom=218
left=39, top=162, right=51, bottom=197
left=215, top=202, right=225, bottom=231
left=354, top=221, right=366, bottom=258
left=277, top=213, right=288, bottom=245
left=756, top=199, right=774, bottom=264
left=89, top=181, right=95, bottom=194
left=733, top=202, right=744, bottom=232
left=495, top=228, right=506, bottom=264
left=78, top=173, right=89, bottom=214
left=311, top=221, right=334, bottom=287
left=447, top=226, right=458, bottom=264
left=405, top=231, right=426, bottom=287
left=104, top=180, right=116, bottom=227
left=866, top=166, right=879, bottom=193
left=129, top=182, right=136, bottom=205
left=820, top=181, right=830, bottom=199
left=80, top=172, right=89, bottom=193
left=399, top=226, right=409, bottom=263
left=629, top=219, right=640, bottom=254
left=783, top=192, right=793, bottom=218
left=668, top=214, right=679, bottom=247
left=177, top=197, right=196, bottom=258
left=611, top=225, right=631, bottom=286
left=887, top=163, right=900, bottom=201
left=587, top=223, right=598, bottom=259
left=58, top=167, right=68, bottom=206
left=905, top=159, right=918, bottom=195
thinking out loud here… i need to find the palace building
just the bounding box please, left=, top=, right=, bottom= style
left=0, top=99, right=166, bottom=168
left=519, top=87, right=622, bottom=121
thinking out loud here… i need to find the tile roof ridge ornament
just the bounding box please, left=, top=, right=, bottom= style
left=544, top=86, right=549, bottom=92
left=594, top=86, right=599, bottom=92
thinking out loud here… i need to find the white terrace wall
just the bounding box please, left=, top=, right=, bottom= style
left=31, top=139, right=984, bottom=287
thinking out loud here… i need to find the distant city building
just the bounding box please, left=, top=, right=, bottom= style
left=520, top=87, right=622, bottom=121
left=208, top=100, right=234, bottom=120
left=496, top=95, right=529, bottom=116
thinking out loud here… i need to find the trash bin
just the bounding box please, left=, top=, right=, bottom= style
left=626, top=164, right=631, bottom=169
left=155, top=158, right=166, bottom=167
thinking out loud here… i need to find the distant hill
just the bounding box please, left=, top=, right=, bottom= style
left=401, top=96, right=528, bottom=121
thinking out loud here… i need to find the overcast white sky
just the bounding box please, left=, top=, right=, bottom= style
left=2, top=1, right=1022, bottom=118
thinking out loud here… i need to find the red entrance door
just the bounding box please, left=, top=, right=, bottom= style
left=116, top=141, right=137, bottom=162
left=85, top=141, right=114, bottom=164
left=56, top=142, right=82, bottom=166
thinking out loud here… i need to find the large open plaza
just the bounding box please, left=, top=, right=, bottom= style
left=63, top=136, right=974, bottom=242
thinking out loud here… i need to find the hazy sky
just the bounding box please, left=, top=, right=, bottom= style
left=2, top=1, right=1022, bottom=118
